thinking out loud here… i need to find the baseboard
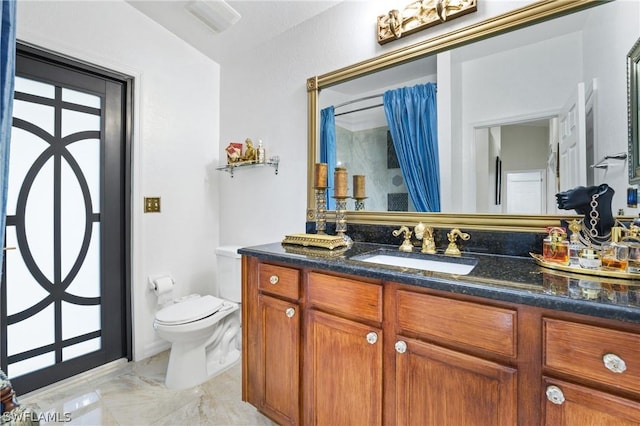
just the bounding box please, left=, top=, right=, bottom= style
left=20, top=358, right=129, bottom=403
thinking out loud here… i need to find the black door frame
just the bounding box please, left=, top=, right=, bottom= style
left=1, top=42, right=133, bottom=394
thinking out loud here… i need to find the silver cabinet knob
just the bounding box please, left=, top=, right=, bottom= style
left=603, top=353, right=627, bottom=373
left=366, top=332, right=378, bottom=344
left=269, top=275, right=279, bottom=285
left=545, top=385, right=565, bottom=405
left=285, top=307, right=295, bottom=318
left=395, top=340, right=407, bottom=354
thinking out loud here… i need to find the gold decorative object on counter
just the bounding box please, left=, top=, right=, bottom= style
left=392, top=225, right=414, bottom=252
left=531, top=252, right=639, bottom=281
left=314, top=163, right=328, bottom=188
left=353, top=175, right=365, bottom=198
left=282, top=244, right=348, bottom=259
left=314, top=163, right=328, bottom=234
left=377, top=0, right=477, bottom=45
left=445, top=228, right=470, bottom=256
left=334, top=167, right=348, bottom=198
left=282, top=233, right=348, bottom=250
left=414, top=222, right=436, bottom=254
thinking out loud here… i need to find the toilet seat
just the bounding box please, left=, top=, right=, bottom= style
left=155, top=295, right=224, bottom=326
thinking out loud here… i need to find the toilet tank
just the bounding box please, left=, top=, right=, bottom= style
left=215, top=246, right=242, bottom=303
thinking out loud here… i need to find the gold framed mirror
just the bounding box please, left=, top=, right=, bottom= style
left=629, top=36, right=640, bottom=184
left=307, top=0, right=635, bottom=233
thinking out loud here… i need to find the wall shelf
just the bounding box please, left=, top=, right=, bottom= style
left=216, top=158, right=279, bottom=178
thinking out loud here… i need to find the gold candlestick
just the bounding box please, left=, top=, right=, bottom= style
left=334, top=167, right=348, bottom=198
left=333, top=195, right=352, bottom=246
left=314, top=187, right=327, bottom=234
left=314, top=163, right=328, bottom=188
left=353, top=175, right=365, bottom=199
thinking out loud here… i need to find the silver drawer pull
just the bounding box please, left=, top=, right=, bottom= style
left=269, top=275, right=279, bottom=285
left=395, top=341, right=407, bottom=354
left=366, top=332, right=378, bottom=344
left=545, top=385, right=565, bottom=405
left=285, top=308, right=295, bottom=318
left=603, top=353, right=627, bottom=373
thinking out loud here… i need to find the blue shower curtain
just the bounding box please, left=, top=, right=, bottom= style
left=383, top=83, right=440, bottom=212
left=320, top=106, right=336, bottom=210
left=0, top=0, right=16, bottom=269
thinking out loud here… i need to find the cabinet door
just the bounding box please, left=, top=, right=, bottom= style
left=258, top=294, right=300, bottom=425
left=304, top=309, right=383, bottom=426
left=394, top=337, right=517, bottom=426
left=543, top=378, right=640, bottom=425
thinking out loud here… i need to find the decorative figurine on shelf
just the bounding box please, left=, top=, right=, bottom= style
left=225, top=142, right=243, bottom=164
left=556, top=184, right=615, bottom=247
left=242, top=138, right=257, bottom=163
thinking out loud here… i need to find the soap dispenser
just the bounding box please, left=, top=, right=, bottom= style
left=257, top=140, right=265, bottom=164
left=601, top=227, right=629, bottom=272
left=543, top=227, right=569, bottom=265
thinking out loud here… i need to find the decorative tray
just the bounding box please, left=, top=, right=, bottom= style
left=282, top=233, right=348, bottom=250
left=530, top=252, right=639, bottom=281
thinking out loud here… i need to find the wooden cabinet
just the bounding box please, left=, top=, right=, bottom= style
left=393, top=290, right=518, bottom=426
left=394, top=337, right=517, bottom=426
left=304, top=272, right=383, bottom=425
left=543, top=377, right=640, bottom=425
left=257, top=294, right=300, bottom=425
left=542, top=318, right=640, bottom=425
left=242, top=255, right=640, bottom=426
left=243, top=258, right=301, bottom=425
left=304, top=309, right=383, bottom=426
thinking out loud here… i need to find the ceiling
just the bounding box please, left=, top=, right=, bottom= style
left=126, top=0, right=343, bottom=64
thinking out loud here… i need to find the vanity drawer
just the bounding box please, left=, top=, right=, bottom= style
left=307, top=272, right=382, bottom=323
left=396, top=291, right=517, bottom=358
left=258, top=263, right=300, bottom=300
left=544, top=318, right=640, bottom=393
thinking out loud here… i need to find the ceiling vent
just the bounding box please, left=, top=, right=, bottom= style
left=186, top=0, right=241, bottom=34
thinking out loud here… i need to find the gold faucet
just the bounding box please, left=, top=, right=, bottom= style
left=392, top=225, right=414, bottom=252
left=414, top=222, right=436, bottom=254
left=445, top=228, right=470, bottom=256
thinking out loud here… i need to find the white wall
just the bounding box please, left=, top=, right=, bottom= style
left=218, top=0, right=530, bottom=246
left=17, top=1, right=221, bottom=360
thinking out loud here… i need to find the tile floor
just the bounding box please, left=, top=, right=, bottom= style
left=18, top=352, right=275, bottom=426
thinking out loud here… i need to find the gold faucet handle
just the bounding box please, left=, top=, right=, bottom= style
left=445, top=228, right=470, bottom=256
left=392, top=226, right=414, bottom=252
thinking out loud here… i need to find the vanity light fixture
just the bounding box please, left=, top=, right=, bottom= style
left=186, top=0, right=241, bottom=34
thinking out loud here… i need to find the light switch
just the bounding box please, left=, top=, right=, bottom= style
left=144, top=197, right=161, bottom=213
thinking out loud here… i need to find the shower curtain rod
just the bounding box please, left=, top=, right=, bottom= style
left=335, top=103, right=383, bottom=117
left=333, top=93, right=383, bottom=109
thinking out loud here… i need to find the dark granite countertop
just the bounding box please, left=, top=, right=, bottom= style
left=239, top=242, right=640, bottom=325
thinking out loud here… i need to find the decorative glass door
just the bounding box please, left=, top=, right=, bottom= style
left=1, top=47, right=130, bottom=394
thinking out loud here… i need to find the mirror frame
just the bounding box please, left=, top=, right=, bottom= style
left=629, top=36, right=640, bottom=184
left=306, top=0, right=618, bottom=233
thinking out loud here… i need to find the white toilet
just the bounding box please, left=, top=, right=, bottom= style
left=152, top=246, right=242, bottom=390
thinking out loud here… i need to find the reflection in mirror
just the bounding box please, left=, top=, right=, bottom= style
left=629, top=36, right=640, bottom=184
left=315, top=0, right=639, bottom=221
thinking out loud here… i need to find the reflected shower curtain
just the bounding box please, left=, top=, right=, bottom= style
left=320, top=106, right=336, bottom=210
left=383, top=83, right=440, bottom=212
left=0, top=0, right=16, bottom=269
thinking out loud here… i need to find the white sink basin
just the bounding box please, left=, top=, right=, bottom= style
left=352, top=251, right=477, bottom=275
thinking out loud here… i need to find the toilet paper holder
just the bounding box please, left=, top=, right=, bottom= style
left=148, top=275, right=175, bottom=292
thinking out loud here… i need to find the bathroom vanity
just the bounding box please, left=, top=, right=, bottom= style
left=240, top=242, right=640, bottom=426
